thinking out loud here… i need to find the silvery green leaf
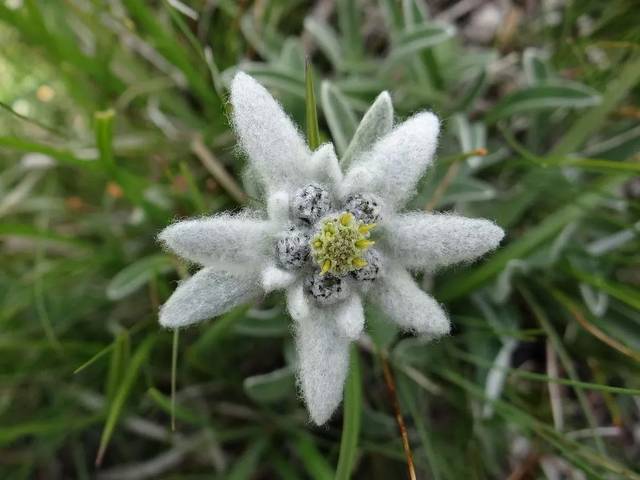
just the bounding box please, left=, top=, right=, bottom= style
left=486, top=81, right=602, bottom=123
left=579, top=284, right=609, bottom=317
left=107, top=255, right=173, bottom=301
left=482, top=338, right=518, bottom=419
left=231, top=63, right=305, bottom=98
left=392, top=336, right=436, bottom=367
left=243, top=366, right=296, bottom=404
left=452, top=114, right=486, bottom=169
left=341, top=91, right=394, bottom=168
left=444, top=176, right=496, bottom=204
left=320, top=81, right=357, bottom=156
left=303, top=17, right=343, bottom=69
left=523, top=48, right=552, bottom=85
left=278, top=38, right=306, bottom=72
left=386, top=23, right=455, bottom=63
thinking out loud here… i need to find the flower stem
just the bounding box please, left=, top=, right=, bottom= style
left=171, top=329, right=179, bottom=431
left=380, top=352, right=417, bottom=480
left=335, top=346, right=362, bottom=479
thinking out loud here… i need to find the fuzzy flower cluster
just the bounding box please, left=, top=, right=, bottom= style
left=158, top=72, right=504, bottom=425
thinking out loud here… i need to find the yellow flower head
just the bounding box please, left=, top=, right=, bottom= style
left=310, top=211, right=376, bottom=276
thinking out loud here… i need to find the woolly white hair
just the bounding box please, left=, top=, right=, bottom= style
left=158, top=212, right=275, bottom=272
left=159, top=268, right=261, bottom=328
left=370, top=265, right=450, bottom=337
left=383, top=212, right=505, bottom=272
left=340, top=112, right=440, bottom=209
left=287, top=282, right=351, bottom=425
left=231, top=72, right=311, bottom=192
left=157, top=72, right=505, bottom=426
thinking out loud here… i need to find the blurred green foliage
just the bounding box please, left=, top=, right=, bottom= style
left=1, top=0, right=639, bottom=478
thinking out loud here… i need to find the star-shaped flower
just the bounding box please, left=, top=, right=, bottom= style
left=158, top=72, right=504, bottom=425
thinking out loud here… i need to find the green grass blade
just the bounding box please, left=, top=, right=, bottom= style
left=73, top=344, right=114, bottom=375
left=519, top=286, right=606, bottom=455
left=293, top=433, right=334, bottom=480
left=94, top=109, right=116, bottom=173
left=170, top=329, right=179, bottom=432
left=551, top=54, right=640, bottom=156
left=96, top=335, right=155, bottom=466
left=436, top=175, right=625, bottom=301
left=305, top=61, right=321, bottom=150
left=335, top=346, right=362, bottom=480
left=0, top=136, right=95, bottom=168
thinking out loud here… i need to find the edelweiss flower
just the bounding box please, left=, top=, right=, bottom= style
left=158, top=72, right=504, bottom=425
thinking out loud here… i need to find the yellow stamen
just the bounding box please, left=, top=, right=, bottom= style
left=352, top=257, right=368, bottom=269
left=321, top=259, right=332, bottom=274
left=355, top=239, right=375, bottom=249
left=313, top=240, right=323, bottom=249
left=358, top=223, right=377, bottom=234
left=339, top=212, right=354, bottom=226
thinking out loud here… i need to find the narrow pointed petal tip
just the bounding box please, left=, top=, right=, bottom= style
left=286, top=283, right=351, bottom=425
left=335, top=294, right=365, bottom=340
left=230, top=71, right=311, bottom=191
left=371, top=266, right=451, bottom=338
left=385, top=213, right=505, bottom=271
left=157, top=213, right=273, bottom=271
left=341, top=111, right=440, bottom=209
left=159, top=269, right=261, bottom=329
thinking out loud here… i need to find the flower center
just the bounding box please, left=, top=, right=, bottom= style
left=310, top=212, right=376, bottom=276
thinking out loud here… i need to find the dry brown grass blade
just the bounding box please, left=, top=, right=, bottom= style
left=550, top=289, right=640, bottom=363
left=424, top=148, right=487, bottom=211
left=380, top=353, right=417, bottom=480
left=191, top=135, right=248, bottom=205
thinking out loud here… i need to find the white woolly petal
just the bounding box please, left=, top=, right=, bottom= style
left=340, top=111, right=440, bottom=209
left=335, top=293, right=365, bottom=340
left=370, top=266, right=450, bottom=338
left=287, top=283, right=351, bottom=425
left=266, top=190, right=290, bottom=225
left=159, top=269, right=261, bottom=328
left=308, top=143, right=343, bottom=188
left=231, top=72, right=311, bottom=191
left=261, top=263, right=298, bottom=293
left=384, top=213, right=504, bottom=271
left=285, top=282, right=310, bottom=320
left=158, top=212, right=274, bottom=271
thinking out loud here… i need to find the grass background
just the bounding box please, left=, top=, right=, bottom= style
left=1, top=0, right=640, bottom=478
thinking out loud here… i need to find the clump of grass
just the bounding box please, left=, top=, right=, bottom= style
left=1, top=1, right=639, bottom=478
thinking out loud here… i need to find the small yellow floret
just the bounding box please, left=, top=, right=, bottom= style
left=339, top=212, right=354, bottom=226
left=355, top=239, right=375, bottom=249
left=310, top=211, right=378, bottom=276
left=352, top=257, right=368, bottom=268
left=358, top=223, right=376, bottom=234
left=321, top=259, right=332, bottom=274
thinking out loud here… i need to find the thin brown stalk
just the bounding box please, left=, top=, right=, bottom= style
left=546, top=340, right=564, bottom=431
left=380, top=353, right=417, bottom=480
left=550, top=289, right=640, bottom=363
left=424, top=148, right=487, bottom=211
left=506, top=449, right=541, bottom=480
left=191, top=135, right=248, bottom=205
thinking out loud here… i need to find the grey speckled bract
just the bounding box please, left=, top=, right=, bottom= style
left=344, top=192, right=383, bottom=224
left=275, top=227, right=310, bottom=269
left=351, top=249, right=383, bottom=282
left=291, top=183, right=331, bottom=225
left=305, top=272, right=351, bottom=306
